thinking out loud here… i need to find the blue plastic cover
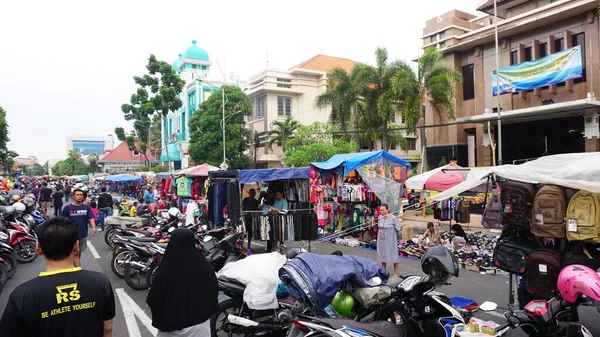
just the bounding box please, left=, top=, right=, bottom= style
left=310, top=150, right=410, bottom=176
left=105, top=175, right=144, bottom=183
left=238, top=167, right=310, bottom=184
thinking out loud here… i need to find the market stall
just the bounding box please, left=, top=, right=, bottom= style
left=431, top=153, right=600, bottom=308
left=157, top=163, right=218, bottom=202
left=310, top=150, right=410, bottom=248
left=237, top=167, right=315, bottom=247
left=207, top=170, right=239, bottom=226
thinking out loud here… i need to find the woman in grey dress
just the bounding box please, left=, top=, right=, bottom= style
left=376, top=204, right=402, bottom=277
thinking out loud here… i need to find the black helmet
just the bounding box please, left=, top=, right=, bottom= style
left=22, top=197, right=35, bottom=209
left=421, top=245, right=459, bottom=286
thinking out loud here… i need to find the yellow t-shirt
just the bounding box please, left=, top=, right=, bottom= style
left=129, top=206, right=137, bottom=217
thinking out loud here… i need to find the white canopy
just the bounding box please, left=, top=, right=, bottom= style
left=405, top=164, right=453, bottom=190
left=432, top=153, right=600, bottom=201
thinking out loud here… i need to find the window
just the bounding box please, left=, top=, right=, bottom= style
left=254, top=97, right=265, bottom=118
left=462, top=64, right=475, bottom=101
left=439, top=31, right=445, bottom=39
left=202, top=65, right=207, bottom=70
left=192, top=64, right=197, bottom=69
left=277, top=96, right=291, bottom=116
left=555, top=38, right=564, bottom=52
left=277, top=78, right=292, bottom=89
left=438, top=41, right=446, bottom=49
left=510, top=51, right=518, bottom=65
left=539, top=43, right=547, bottom=58
left=407, top=139, right=417, bottom=151
left=431, top=35, right=437, bottom=43
left=181, top=112, right=186, bottom=139
left=390, top=143, right=397, bottom=150
left=524, top=47, right=532, bottom=61
left=133, top=150, right=140, bottom=156
left=572, top=33, right=586, bottom=83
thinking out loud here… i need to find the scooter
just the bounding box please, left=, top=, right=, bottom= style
left=0, top=232, right=17, bottom=278
left=2, top=221, right=37, bottom=263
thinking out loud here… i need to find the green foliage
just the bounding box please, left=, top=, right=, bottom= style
left=439, top=157, right=447, bottom=166
left=148, top=114, right=163, bottom=159
left=88, top=152, right=99, bottom=173
left=268, top=117, right=299, bottom=152
left=188, top=86, right=252, bottom=169
left=0, top=107, right=18, bottom=172
left=283, top=122, right=357, bottom=167
left=150, top=164, right=169, bottom=174
left=120, top=55, right=185, bottom=164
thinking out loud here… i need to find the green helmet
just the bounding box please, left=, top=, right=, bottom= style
left=331, top=291, right=357, bottom=318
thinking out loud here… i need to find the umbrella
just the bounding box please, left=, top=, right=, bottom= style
left=105, top=175, right=144, bottom=183
left=406, top=163, right=492, bottom=192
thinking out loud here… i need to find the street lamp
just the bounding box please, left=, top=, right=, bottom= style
left=197, top=79, right=231, bottom=170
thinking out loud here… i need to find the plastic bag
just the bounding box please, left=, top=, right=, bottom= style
left=218, top=252, right=287, bottom=310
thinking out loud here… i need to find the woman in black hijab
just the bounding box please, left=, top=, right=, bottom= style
left=147, top=228, right=218, bottom=336
left=451, top=224, right=467, bottom=237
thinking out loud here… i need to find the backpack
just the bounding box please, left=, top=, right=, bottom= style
left=482, top=187, right=502, bottom=229
left=531, top=185, right=567, bottom=238
left=563, top=243, right=600, bottom=271
left=525, top=248, right=562, bottom=300
left=501, top=181, right=535, bottom=229
left=493, top=231, right=537, bottom=274
left=565, top=190, right=600, bottom=243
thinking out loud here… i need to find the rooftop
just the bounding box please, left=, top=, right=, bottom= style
left=99, top=142, right=157, bottom=163
left=290, top=54, right=360, bottom=73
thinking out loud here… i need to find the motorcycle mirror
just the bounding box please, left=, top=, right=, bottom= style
left=204, top=235, right=213, bottom=243
left=201, top=225, right=208, bottom=231
left=479, top=301, right=498, bottom=311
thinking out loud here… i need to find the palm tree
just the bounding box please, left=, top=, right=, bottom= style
left=390, top=46, right=462, bottom=170
left=88, top=152, right=99, bottom=173
left=268, top=117, right=299, bottom=152
left=67, top=149, right=81, bottom=173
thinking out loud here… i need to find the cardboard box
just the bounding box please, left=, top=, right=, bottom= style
left=401, top=225, right=414, bottom=240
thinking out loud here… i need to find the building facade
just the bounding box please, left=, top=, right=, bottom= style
left=67, top=136, right=114, bottom=158
left=421, top=0, right=600, bottom=167
left=244, top=55, right=422, bottom=168
left=160, top=40, right=245, bottom=170
left=98, top=141, right=159, bottom=173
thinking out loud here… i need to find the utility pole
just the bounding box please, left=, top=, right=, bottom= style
left=494, top=0, right=503, bottom=165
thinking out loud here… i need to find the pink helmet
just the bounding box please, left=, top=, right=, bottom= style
left=557, top=265, right=600, bottom=303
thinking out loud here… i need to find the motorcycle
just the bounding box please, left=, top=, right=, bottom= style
left=0, top=211, right=37, bottom=263
left=104, top=213, right=169, bottom=247
left=122, top=239, right=168, bottom=290
left=0, top=232, right=17, bottom=278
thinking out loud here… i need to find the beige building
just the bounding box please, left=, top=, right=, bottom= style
left=244, top=55, right=421, bottom=168
left=421, top=0, right=600, bottom=167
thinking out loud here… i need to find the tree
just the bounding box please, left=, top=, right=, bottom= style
left=0, top=107, right=18, bottom=171
left=114, top=125, right=151, bottom=166
left=88, top=152, right=99, bottom=173
left=68, top=149, right=81, bottom=173
left=268, top=117, right=299, bottom=152
left=148, top=114, right=163, bottom=159
left=391, top=46, right=462, bottom=171
left=29, top=163, right=45, bottom=176
left=283, top=122, right=357, bottom=167
left=188, top=86, right=252, bottom=169
left=121, top=55, right=185, bottom=167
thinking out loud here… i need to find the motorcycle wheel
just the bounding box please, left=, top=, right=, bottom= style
left=124, top=262, right=150, bottom=290
left=104, top=227, right=117, bottom=247
left=0, top=264, right=7, bottom=286
left=211, top=299, right=243, bottom=337
left=110, top=250, right=130, bottom=279
left=15, top=241, right=37, bottom=263
left=0, top=252, right=17, bottom=278
left=146, top=265, right=159, bottom=288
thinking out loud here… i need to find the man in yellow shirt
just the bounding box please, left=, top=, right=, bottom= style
left=129, top=201, right=137, bottom=217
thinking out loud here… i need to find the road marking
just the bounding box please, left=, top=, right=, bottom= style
left=115, top=288, right=157, bottom=336
left=87, top=242, right=101, bottom=259
left=115, top=288, right=142, bottom=337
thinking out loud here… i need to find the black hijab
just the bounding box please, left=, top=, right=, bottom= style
left=146, top=228, right=218, bottom=332
left=451, top=224, right=467, bottom=237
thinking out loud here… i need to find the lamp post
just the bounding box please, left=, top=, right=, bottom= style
left=494, top=0, right=503, bottom=165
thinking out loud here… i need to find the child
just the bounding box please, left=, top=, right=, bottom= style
left=129, top=201, right=138, bottom=217
left=90, top=201, right=99, bottom=232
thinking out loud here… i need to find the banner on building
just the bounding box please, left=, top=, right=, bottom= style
left=491, top=45, right=583, bottom=96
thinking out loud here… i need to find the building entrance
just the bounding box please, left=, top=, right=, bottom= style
left=500, top=116, right=584, bottom=164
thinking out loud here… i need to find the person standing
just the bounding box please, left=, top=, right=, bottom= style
left=268, top=191, right=288, bottom=252
left=97, top=187, right=113, bottom=233
left=147, top=228, right=218, bottom=336
left=52, top=187, right=65, bottom=217
left=242, top=188, right=259, bottom=249
left=61, top=189, right=96, bottom=253
left=144, top=186, right=156, bottom=204
left=64, top=183, right=71, bottom=202
left=32, top=183, right=42, bottom=205
left=40, top=182, right=53, bottom=217
left=0, top=217, right=115, bottom=336
left=377, top=204, right=402, bottom=278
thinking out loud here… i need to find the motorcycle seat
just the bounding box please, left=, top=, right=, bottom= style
left=126, top=237, right=156, bottom=242
left=207, top=227, right=225, bottom=235
left=315, top=318, right=405, bottom=337
left=218, top=276, right=246, bottom=296
left=127, top=229, right=153, bottom=236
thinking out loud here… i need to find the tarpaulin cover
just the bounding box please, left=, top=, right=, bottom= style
left=238, top=167, right=310, bottom=184
left=310, top=150, right=411, bottom=177
left=278, top=253, right=389, bottom=312
left=218, top=252, right=288, bottom=310
left=355, top=157, right=406, bottom=214
left=104, top=175, right=144, bottom=183
left=433, top=153, right=600, bottom=201
left=156, top=172, right=174, bottom=179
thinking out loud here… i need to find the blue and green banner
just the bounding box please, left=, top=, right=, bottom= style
left=492, top=45, right=583, bottom=96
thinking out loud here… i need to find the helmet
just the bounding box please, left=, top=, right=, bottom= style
left=22, top=197, right=35, bottom=209
left=168, top=207, right=180, bottom=218
left=421, top=245, right=459, bottom=286
left=1, top=206, right=16, bottom=217
left=148, top=203, right=158, bottom=212
left=13, top=202, right=26, bottom=213
left=115, top=197, right=123, bottom=204
left=557, top=264, right=600, bottom=304
left=331, top=291, right=357, bottom=318
left=11, top=195, right=21, bottom=202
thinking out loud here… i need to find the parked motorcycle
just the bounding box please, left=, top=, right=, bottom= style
left=122, top=240, right=167, bottom=290
left=0, top=206, right=37, bottom=263
left=0, top=232, right=17, bottom=278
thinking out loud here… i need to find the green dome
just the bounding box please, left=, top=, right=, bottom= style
left=172, top=53, right=182, bottom=71
left=182, top=40, right=209, bottom=61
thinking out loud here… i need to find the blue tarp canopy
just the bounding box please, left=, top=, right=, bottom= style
left=310, top=150, right=411, bottom=176
left=105, top=174, right=144, bottom=183
left=238, top=167, right=310, bottom=184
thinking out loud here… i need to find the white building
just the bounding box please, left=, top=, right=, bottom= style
left=244, top=54, right=422, bottom=168
left=161, top=40, right=245, bottom=170
left=67, top=136, right=114, bottom=158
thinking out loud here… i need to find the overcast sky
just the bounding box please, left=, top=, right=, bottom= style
left=0, top=0, right=485, bottom=163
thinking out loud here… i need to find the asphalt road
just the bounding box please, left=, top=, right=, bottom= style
left=2, top=232, right=600, bottom=337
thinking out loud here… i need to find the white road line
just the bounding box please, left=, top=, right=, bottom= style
left=128, top=293, right=158, bottom=336
left=115, top=288, right=142, bottom=337
left=87, top=242, right=101, bottom=259
left=115, top=288, right=157, bottom=336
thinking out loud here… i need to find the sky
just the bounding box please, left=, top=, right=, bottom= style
left=0, top=0, right=486, bottom=163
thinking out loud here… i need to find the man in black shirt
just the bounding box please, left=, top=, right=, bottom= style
left=242, top=188, right=259, bottom=249
left=0, top=217, right=115, bottom=337
left=96, top=186, right=113, bottom=232
left=40, top=182, right=53, bottom=217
